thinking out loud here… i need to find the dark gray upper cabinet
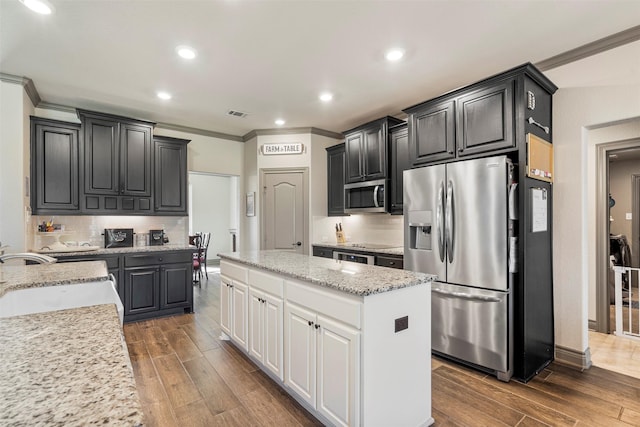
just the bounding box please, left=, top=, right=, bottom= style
left=403, top=64, right=554, bottom=167
left=30, top=117, right=80, bottom=214
left=389, top=124, right=409, bottom=215
left=343, top=116, right=404, bottom=183
left=77, top=109, right=154, bottom=214
left=326, top=143, right=346, bottom=216
left=407, top=99, right=455, bottom=166
left=154, top=135, right=189, bottom=215
left=456, top=78, right=514, bottom=157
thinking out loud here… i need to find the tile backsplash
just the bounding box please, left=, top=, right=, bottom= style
left=29, top=215, right=188, bottom=251
left=313, top=214, right=404, bottom=247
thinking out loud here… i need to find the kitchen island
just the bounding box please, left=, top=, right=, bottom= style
left=0, top=261, right=143, bottom=426
left=219, top=250, right=435, bottom=427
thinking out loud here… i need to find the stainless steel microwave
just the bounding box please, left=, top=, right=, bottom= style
left=344, top=179, right=387, bottom=213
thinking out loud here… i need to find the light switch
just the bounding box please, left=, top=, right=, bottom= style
left=626, top=213, right=632, bottom=220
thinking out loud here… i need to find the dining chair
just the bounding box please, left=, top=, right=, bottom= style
left=199, top=232, right=211, bottom=279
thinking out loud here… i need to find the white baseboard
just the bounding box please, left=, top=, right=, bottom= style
left=554, top=345, right=592, bottom=371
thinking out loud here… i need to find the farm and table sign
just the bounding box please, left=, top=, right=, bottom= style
left=261, top=143, right=304, bottom=155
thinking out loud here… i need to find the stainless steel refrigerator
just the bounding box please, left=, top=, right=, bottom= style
left=404, top=155, right=516, bottom=381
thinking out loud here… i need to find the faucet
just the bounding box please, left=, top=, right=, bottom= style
left=0, top=251, right=58, bottom=264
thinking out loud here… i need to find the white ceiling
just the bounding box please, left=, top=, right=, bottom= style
left=1, top=0, right=639, bottom=138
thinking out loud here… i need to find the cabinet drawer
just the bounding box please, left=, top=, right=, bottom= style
left=286, top=279, right=362, bottom=329
left=248, top=269, right=284, bottom=297
left=221, top=260, right=249, bottom=283
left=375, top=256, right=403, bottom=269
left=57, top=254, right=120, bottom=270
left=312, top=246, right=333, bottom=259
left=125, top=251, right=192, bottom=267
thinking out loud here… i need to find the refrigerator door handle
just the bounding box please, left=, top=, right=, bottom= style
left=437, top=181, right=445, bottom=262
left=432, top=287, right=502, bottom=303
left=445, top=180, right=455, bottom=263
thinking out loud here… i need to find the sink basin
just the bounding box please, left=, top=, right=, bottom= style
left=0, top=280, right=124, bottom=325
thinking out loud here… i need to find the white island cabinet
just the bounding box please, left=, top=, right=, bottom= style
left=219, top=251, right=435, bottom=427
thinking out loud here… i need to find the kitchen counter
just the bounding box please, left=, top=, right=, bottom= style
left=218, top=250, right=433, bottom=296
left=0, top=304, right=144, bottom=426
left=33, top=243, right=196, bottom=257
left=0, top=260, right=108, bottom=298
left=312, top=242, right=404, bottom=256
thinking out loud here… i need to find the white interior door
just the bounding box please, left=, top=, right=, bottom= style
left=263, top=171, right=305, bottom=253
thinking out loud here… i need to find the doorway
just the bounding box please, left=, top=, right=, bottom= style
left=260, top=168, right=309, bottom=254
left=188, top=172, right=239, bottom=263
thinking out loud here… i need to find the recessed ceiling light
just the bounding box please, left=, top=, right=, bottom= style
left=319, top=92, right=333, bottom=102
left=385, top=48, right=404, bottom=62
left=275, top=119, right=285, bottom=126
left=176, top=45, right=197, bottom=60
left=157, top=91, right=172, bottom=100
left=19, top=0, right=54, bottom=14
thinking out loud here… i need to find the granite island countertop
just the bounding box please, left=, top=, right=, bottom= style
left=0, top=304, right=144, bottom=426
left=0, top=260, right=109, bottom=298
left=33, top=243, right=196, bottom=258
left=312, top=242, right=404, bottom=256
left=218, top=250, right=434, bottom=296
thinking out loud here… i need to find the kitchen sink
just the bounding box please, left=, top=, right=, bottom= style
left=0, top=280, right=124, bottom=325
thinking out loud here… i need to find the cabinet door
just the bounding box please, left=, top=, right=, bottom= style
left=160, top=262, right=192, bottom=309
left=317, top=315, right=360, bottom=427
left=344, top=132, right=363, bottom=183
left=263, top=292, right=284, bottom=381
left=389, top=125, right=409, bottom=214
left=248, top=288, right=265, bottom=362
left=220, top=275, right=233, bottom=336
left=408, top=99, right=455, bottom=166
left=231, top=281, right=249, bottom=351
left=326, top=144, right=346, bottom=216
left=362, top=123, right=386, bottom=180
left=456, top=79, right=514, bottom=157
left=154, top=137, right=188, bottom=214
left=31, top=119, right=80, bottom=212
left=285, top=302, right=316, bottom=408
left=125, top=267, right=160, bottom=315
left=120, top=122, right=152, bottom=197
left=83, top=116, right=120, bottom=195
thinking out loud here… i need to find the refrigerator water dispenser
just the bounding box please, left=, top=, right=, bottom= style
left=408, top=210, right=432, bottom=250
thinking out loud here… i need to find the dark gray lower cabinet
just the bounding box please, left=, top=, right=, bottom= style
left=123, top=251, right=193, bottom=321
left=160, top=263, right=192, bottom=309
left=55, top=250, right=193, bottom=322
left=125, top=267, right=160, bottom=316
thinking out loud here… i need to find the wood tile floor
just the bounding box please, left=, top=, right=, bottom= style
left=125, top=267, right=640, bottom=426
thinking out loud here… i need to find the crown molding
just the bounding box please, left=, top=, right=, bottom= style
left=0, top=72, right=41, bottom=106
left=37, top=101, right=79, bottom=115
left=535, top=24, right=640, bottom=71
left=156, top=122, right=243, bottom=142
left=242, top=127, right=343, bottom=142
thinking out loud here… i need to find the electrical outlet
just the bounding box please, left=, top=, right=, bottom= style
left=626, top=213, right=632, bottom=220
left=395, top=316, right=408, bottom=333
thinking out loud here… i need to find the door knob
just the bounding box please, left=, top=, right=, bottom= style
left=293, top=242, right=302, bottom=246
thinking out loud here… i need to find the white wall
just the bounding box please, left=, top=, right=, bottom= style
left=0, top=81, right=33, bottom=252
left=241, top=133, right=341, bottom=253
left=243, top=136, right=259, bottom=251
left=550, top=83, right=640, bottom=358
left=189, top=172, right=233, bottom=260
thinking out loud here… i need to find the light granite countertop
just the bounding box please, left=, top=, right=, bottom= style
left=218, top=250, right=434, bottom=296
left=0, top=304, right=144, bottom=426
left=0, top=260, right=109, bottom=298
left=33, top=243, right=195, bottom=258
left=312, top=242, right=404, bottom=256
